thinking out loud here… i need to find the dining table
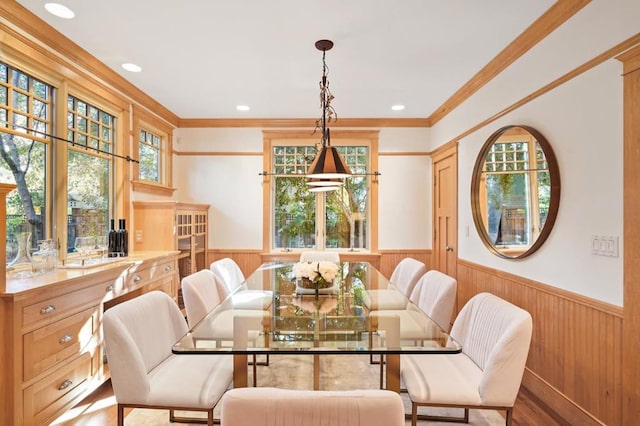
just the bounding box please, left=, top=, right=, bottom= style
left=172, top=261, right=461, bottom=392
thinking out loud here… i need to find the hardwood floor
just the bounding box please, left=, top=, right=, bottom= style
left=50, top=380, right=567, bottom=425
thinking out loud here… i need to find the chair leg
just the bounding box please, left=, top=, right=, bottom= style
left=252, top=354, right=258, bottom=386
left=313, top=354, right=320, bottom=390
left=117, top=404, right=124, bottom=426
left=505, top=407, right=513, bottom=426
left=379, top=354, right=385, bottom=388
left=170, top=408, right=219, bottom=424
left=412, top=402, right=418, bottom=426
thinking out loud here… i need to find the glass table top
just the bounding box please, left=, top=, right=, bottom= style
left=173, top=261, right=461, bottom=355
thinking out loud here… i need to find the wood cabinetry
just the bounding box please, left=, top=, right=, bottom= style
left=0, top=252, right=179, bottom=426
left=132, top=201, right=210, bottom=287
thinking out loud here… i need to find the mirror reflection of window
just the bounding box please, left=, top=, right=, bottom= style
left=472, top=125, right=560, bottom=259
left=481, top=131, right=549, bottom=252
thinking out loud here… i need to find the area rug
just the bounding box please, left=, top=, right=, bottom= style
left=125, top=354, right=504, bottom=425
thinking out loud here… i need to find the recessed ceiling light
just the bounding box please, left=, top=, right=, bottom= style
left=44, top=3, right=75, bottom=19
left=121, top=63, right=142, bottom=73
left=391, top=105, right=405, bottom=111
left=236, top=105, right=250, bottom=111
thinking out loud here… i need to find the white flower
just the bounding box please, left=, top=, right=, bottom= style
left=293, top=261, right=340, bottom=283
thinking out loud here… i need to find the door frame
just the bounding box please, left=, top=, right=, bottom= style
left=431, top=141, right=458, bottom=278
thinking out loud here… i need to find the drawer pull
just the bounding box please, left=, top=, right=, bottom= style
left=40, top=304, right=56, bottom=315
left=58, top=379, right=73, bottom=390
left=133, top=275, right=142, bottom=282
left=164, top=265, right=172, bottom=271
left=59, top=333, right=73, bottom=344
left=106, top=284, right=115, bottom=292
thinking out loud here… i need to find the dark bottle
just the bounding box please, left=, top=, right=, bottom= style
left=107, top=219, right=118, bottom=257
left=117, top=218, right=128, bottom=257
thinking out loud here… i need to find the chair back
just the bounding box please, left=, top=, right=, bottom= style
left=389, top=258, right=427, bottom=297
left=299, top=250, right=340, bottom=263
left=182, top=269, right=223, bottom=327
left=103, top=291, right=188, bottom=404
left=210, top=258, right=245, bottom=297
left=451, top=292, right=533, bottom=406
left=220, top=387, right=405, bottom=426
left=410, top=270, right=457, bottom=332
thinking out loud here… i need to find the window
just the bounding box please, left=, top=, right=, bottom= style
left=138, top=128, right=161, bottom=182
left=66, top=95, right=114, bottom=253
left=265, top=131, right=378, bottom=253
left=131, top=106, right=173, bottom=195
left=0, top=62, right=51, bottom=260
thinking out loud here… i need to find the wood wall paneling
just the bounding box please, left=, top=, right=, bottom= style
left=618, top=43, right=640, bottom=425
left=208, top=249, right=430, bottom=282
left=457, top=259, right=622, bottom=425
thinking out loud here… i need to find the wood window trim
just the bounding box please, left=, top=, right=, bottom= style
left=132, top=105, right=175, bottom=191
left=261, top=129, right=379, bottom=253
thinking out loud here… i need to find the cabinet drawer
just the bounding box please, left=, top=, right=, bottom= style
left=146, top=276, right=174, bottom=296
left=23, top=307, right=97, bottom=381
left=23, top=284, right=106, bottom=330
left=24, top=352, right=92, bottom=425
left=125, top=267, right=151, bottom=289
left=149, top=259, right=176, bottom=280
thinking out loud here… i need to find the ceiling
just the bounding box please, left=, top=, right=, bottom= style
left=16, top=0, right=555, bottom=120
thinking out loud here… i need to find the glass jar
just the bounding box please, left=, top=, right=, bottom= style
left=7, top=232, right=33, bottom=278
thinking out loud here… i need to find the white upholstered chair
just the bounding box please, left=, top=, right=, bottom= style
left=371, top=269, right=457, bottom=387
left=181, top=269, right=222, bottom=328
left=220, top=387, right=405, bottom=426
left=210, top=257, right=272, bottom=309
left=409, top=270, right=457, bottom=332
left=182, top=269, right=267, bottom=385
left=299, top=250, right=341, bottom=263
left=209, top=257, right=245, bottom=297
left=401, top=292, right=533, bottom=426
left=103, top=291, right=233, bottom=426
left=365, top=257, right=428, bottom=311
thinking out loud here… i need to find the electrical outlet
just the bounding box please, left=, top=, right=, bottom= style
left=135, top=230, right=143, bottom=242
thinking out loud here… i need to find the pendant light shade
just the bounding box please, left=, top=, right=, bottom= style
left=307, top=177, right=344, bottom=187
left=307, top=39, right=351, bottom=183
left=307, top=144, right=351, bottom=179
left=308, top=185, right=340, bottom=193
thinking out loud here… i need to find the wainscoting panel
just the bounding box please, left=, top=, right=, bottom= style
left=457, top=259, right=622, bottom=426
left=378, top=250, right=431, bottom=279
left=209, top=249, right=264, bottom=279
left=208, top=249, right=431, bottom=283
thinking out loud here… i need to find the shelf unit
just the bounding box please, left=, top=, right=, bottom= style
left=132, top=201, right=210, bottom=306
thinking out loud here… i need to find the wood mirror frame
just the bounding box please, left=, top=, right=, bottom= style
left=471, top=125, right=561, bottom=259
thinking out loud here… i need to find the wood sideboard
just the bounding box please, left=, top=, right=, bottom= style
left=0, top=251, right=179, bottom=426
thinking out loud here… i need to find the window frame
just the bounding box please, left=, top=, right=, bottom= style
left=131, top=105, right=175, bottom=196
left=262, top=129, right=379, bottom=254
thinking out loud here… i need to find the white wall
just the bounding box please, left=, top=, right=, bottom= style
left=431, top=0, right=639, bottom=306
left=378, top=128, right=432, bottom=249
left=172, top=127, right=431, bottom=251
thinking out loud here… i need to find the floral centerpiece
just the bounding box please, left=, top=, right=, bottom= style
left=292, top=261, right=340, bottom=290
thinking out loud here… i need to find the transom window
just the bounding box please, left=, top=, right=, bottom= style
left=138, top=128, right=161, bottom=182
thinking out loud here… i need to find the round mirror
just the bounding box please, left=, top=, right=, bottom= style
left=471, top=125, right=560, bottom=259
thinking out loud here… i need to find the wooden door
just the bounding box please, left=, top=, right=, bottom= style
left=432, top=146, right=458, bottom=278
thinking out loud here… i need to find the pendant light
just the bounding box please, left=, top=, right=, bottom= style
left=307, top=39, right=351, bottom=182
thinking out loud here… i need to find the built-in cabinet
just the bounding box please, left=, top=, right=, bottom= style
left=0, top=252, right=179, bottom=426
left=132, top=201, right=210, bottom=306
